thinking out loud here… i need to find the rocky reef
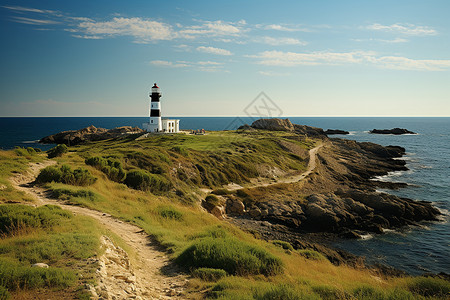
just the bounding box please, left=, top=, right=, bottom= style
left=40, top=125, right=144, bottom=146
left=370, top=128, right=416, bottom=135
left=240, top=118, right=327, bottom=138
left=325, top=129, right=349, bottom=135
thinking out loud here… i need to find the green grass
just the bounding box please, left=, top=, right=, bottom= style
left=0, top=204, right=102, bottom=298
left=297, top=249, right=327, bottom=261
left=407, top=276, right=450, bottom=298
left=192, top=268, right=227, bottom=282
left=176, top=232, right=283, bottom=276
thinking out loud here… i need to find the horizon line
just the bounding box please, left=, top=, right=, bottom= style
left=1, top=115, right=450, bottom=118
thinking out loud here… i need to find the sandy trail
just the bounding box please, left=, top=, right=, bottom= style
left=10, top=160, right=188, bottom=300
left=219, top=143, right=323, bottom=191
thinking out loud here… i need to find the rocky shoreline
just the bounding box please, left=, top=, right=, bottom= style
left=204, top=119, right=441, bottom=272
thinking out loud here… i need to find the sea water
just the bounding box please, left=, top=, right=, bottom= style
left=0, top=116, right=448, bottom=275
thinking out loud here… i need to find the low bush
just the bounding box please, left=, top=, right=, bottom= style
left=0, top=205, right=71, bottom=236
left=205, top=194, right=220, bottom=206
left=0, top=285, right=10, bottom=300
left=157, top=206, right=183, bottom=221
left=407, top=276, right=450, bottom=298
left=192, top=268, right=227, bottom=281
left=254, top=284, right=319, bottom=300
left=297, top=249, right=326, bottom=261
left=171, top=146, right=188, bottom=156
left=0, top=258, right=76, bottom=291
left=51, top=187, right=98, bottom=202
left=124, top=170, right=172, bottom=193
left=14, top=147, right=40, bottom=158
left=352, top=285, right=385, bottom=300
left=85, top=156, right=126, bottom=182
left=211, top=188, right=232, bottom=195
left=271, top=240, right=294, bottom=251
left=311, top=285, right=348, bottom=300
left=35, top=165, right=96, bottom=186
left=176, top=236, right=283, bottom=276
left=47, top=144, right=68, bottom=159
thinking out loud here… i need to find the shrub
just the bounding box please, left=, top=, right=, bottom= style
left=192, top=268, right=227, bottom=281
left=47, top=144, right=68, bottom=158
left=352, top=285, right=385, bottom=300
left=311, top=285, right=348, bottom=300
left=124, top=170, right=172, bottom=193
left=85, top=156, right=126, bottom=182
left=298, top=249, right=326, bottom=261
left=254, top=284, right=319, bottom=300
left=176, top=236, right=283, bottom=276
left=157, top=206, right=183, bottom=221
left=271, top=240, right=294, bottom=251
left=211, top=188, right=232, bottom=195
left=0, top=285, right=10, bottom=300
left=36, top=165, right=96, bottom=186
left=407, top=276, right=450, bottom=298
left=205, top=194, right=220, bottom=206
left=51, top=187, right=98, bottom=202
left=0, top=205, right=71, bottom=236
left=172, top=146, right=188, bottom=156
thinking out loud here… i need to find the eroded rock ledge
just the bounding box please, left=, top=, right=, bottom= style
left=40, top=125, right=144, bottom=146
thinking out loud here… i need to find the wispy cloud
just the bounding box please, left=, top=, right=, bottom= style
left=197, top=46, right=232, bottom=56
left=77, top=17, right=175, bottom=42
left=366, top=23, right=437, bottom=36
left=264, top=24, right=310, bottom=32
left=150, top=60, right=226, bottom=72
left=257, top=36, right=307, bottom=46
left=2, top=5, right=57, bottom=14
left=353, top=37, right=408, bottom=43
left=150, top=60, right=189, bottom=68
left=258, top=70, right=291, bottom=76
left=12, top=16, right=60, bottom=25
left=251, top=50, right=450, bottom=71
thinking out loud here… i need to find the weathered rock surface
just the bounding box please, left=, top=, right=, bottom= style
left=40, top=125, right=144, bottom=146
left=325, top=129, right=350, bottom=135
left=241, top=118, right=327, bottom=138
left=370, top=128, right=416, bottom=135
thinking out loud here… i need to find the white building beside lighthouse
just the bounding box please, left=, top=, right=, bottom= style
left=142, top=83, right=180, bottom=133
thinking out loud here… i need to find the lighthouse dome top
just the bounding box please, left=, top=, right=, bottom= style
left=151, top=83, right=161, bottom=94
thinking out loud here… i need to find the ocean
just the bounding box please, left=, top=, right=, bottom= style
left=0, top=116, right=449, bottom=275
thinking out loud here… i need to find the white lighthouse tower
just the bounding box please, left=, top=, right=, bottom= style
left=143, top=83, right=180, bottom=133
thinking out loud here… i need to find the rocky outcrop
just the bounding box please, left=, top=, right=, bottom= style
left=250, top=118, right=295, bottom=131
left=244, top=118, right=326, bottom=138
left=325, top=129, right=349, bottom=135
left=370, top=128, right=416, bottom=135
left=40, top=125, right=144, bottom=146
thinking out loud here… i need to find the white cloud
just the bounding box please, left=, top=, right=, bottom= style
left=257, top=36, right=307, bottom=46
left=251, top=50, right=450, bottom=71
left=150, top=60, right=189, bottom=68
left=2, top=5, right=57, bottom=14
left=150, top=60, right=226, bottom=72
left=353, top=37, right=408, bottom=43
left=12, top=16, right=60, bottom=25
left=197, top=46, right=232, bottom=56
left=77, top=17, right=175, bottom=42
left=72, top=34, right=103, bottom=39
left=366, top=23, right=437, bottom=36
left=178, top=20, right=246, bottom=38
left=258, top=71, right=291, bottom=76
left=264, top=24, right=310, bottom=32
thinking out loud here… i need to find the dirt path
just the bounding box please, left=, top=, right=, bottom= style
left=218, top=143, right=324, bottom=192
left=10, top=160, right=188, bottom=300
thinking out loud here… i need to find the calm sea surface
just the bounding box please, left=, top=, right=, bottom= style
left=0, top=117, right=448, bottom=275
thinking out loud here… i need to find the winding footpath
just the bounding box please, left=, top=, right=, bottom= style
left=10, top=160, right=188, bottom=300
left=222, top=143, right=324, bottom=191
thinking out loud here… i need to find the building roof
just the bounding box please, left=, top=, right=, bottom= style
left=152, top=83, right=159, bottom=88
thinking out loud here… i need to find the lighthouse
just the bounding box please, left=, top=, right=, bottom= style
left=142, top=83, right=180, bottom=133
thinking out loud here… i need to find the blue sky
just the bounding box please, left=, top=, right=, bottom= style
left=1, top=0, right=449, bottom=117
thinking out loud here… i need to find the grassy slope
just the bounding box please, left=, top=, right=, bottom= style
left=2, top=133, right=449, bottom=299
